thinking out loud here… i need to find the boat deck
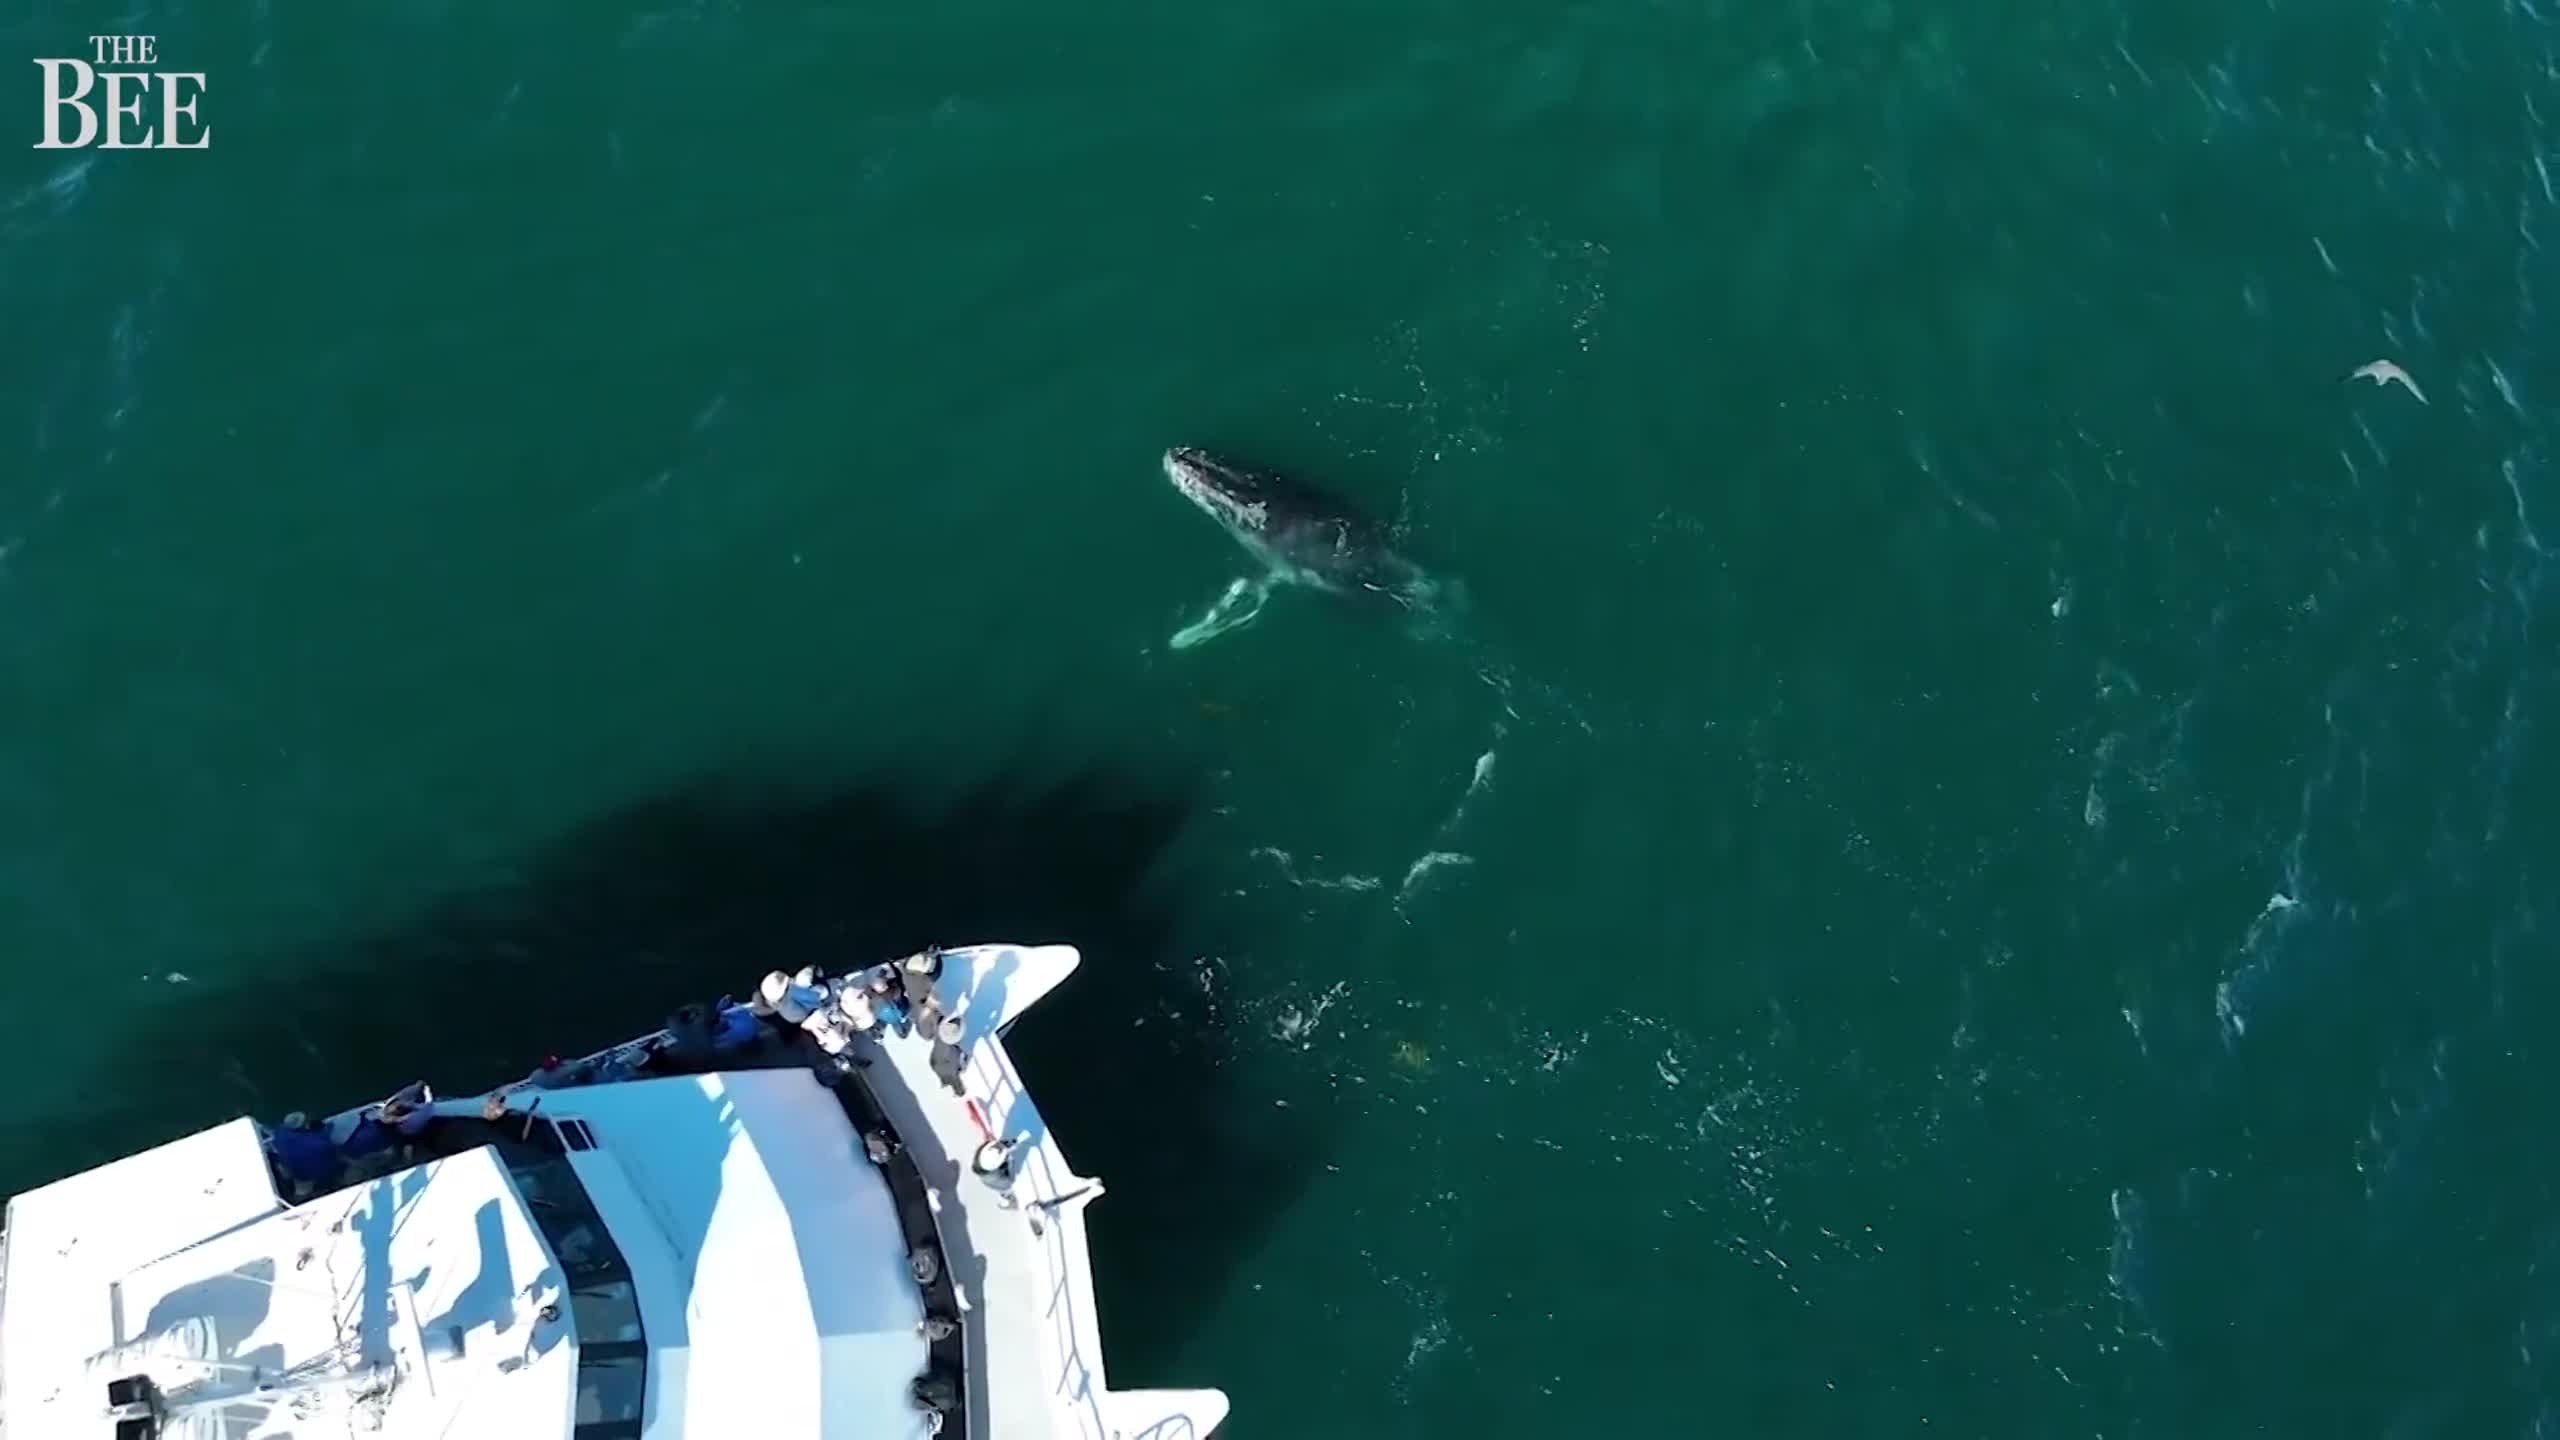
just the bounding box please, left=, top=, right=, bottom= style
left=816, top=946, right=1227, bottom=1440
left=373, top=943, right=1226, bottom=1440
left=821, top=945, right=1225, bottom=1440
left=7, top=943, right=1229, bottom=1440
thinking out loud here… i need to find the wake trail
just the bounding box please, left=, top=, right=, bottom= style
left=1392, top=721, right=1502, bottom=915
left=1249, top=723, right=1503, bottom=917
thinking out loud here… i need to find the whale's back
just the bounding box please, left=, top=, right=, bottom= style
left=1167, top=447, right=1425, bottom=595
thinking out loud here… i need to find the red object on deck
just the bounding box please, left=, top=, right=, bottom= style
left=964, top=1097, right=993, bottom=1143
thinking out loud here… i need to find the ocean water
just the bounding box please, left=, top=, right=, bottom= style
left=4, top=1, right=2557, bottom=1434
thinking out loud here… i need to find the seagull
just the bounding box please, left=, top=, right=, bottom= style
left=2350, top=359, right=2427, bottom=404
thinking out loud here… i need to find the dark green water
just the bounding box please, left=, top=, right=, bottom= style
left=6, top=1, right=2558, bottom=1434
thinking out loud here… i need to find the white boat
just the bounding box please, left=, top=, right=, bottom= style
left=0, top=942, right=1229, bottom=1440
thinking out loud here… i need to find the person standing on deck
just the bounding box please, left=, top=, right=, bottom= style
left=868, top=969, right=911, bottom=1036
left=904, top=946, right=950, bottom=1036
left=972, top=1134, right=1021, bottom=1208
left=378, top=1081, right=436, bottom=1163
left=267, top=1112, right=340, bottom=1198
left=928, top=1015, right=968, bottom=1096
left=838, top=984, right=879, bottom=1038
left=657, top=1003, right=718, bottom=1072
left=759, top=969, right=830, bottom=1032
left=711, top=996, right=762, bottom=1054
left=521, top=1054, right=579, bottom=1090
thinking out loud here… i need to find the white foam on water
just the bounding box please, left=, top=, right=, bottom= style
left=1435, top=727, right=1502, bottom=836
left=1370, top=724, right=1512, bottom=918
left=2505, top=457, right=2546, bottom=556
left=1271, top=980, right=1350, bottom=1049
left=2488, top=356, right=2524, bottom=416
left=1530, top=1028, right=1586, bottom=1073
left=1249, top=845, right=1382, bottom=894
left=1371, top=1265, right=1465, bottom=1403
left=2211, top=677, right=2353, bottom=1044
left=2214, top=978, right=2246, bottom=1039
left=2220, top=889, right=2308, bottom=1045
left=1394, top=850, right=1473, bottom=907
left=2354, top=1035, right=2454, bottom=1204
left=3, top=157, right=95, bottom=225
left=2106, top=1185, right=2163, bottom=1346
left=1654, top=1048, right=1685, bottom=1087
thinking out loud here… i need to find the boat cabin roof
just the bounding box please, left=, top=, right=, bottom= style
left=0, top=1069, right=940, bottom=1440
left=2, top=1128, right=576, bottom=1438
left=525, top=1069, right=933, bottom=1439
left=0, top=942, right=1234, bottom=1440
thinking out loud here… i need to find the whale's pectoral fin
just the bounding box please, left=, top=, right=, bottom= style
left=1171, top=575, right=1271, bottom=651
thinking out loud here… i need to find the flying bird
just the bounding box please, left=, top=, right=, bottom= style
left=2350, top=359, right=2427, bottom=404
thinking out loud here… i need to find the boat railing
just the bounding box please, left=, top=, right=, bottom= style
left=296, top=952, right=1130, bottom=1440
left=967, top=1042, right=1111, bottom=1440
left=0, top=1215, right=11, bottom=1436
left=317, top=1030, right=666, bottom=1138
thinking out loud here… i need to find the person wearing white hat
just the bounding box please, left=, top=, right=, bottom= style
left=971, top=1135, right=1020, bottom=1208
left=902, top=948, right=945, bottom=1027
left=927, top=1014, right=968, bottom=1096
left=760, top=969, right=822, bottom=1025
left=839, top=985, right=879, bottom=1035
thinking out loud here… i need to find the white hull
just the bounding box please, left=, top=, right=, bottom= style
left=0, top=942, right=1228, bottom=1440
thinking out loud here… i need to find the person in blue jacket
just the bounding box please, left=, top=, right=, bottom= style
left=267, top=1112, right=340, bottom=1198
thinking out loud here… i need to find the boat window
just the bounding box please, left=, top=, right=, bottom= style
left=574, top=1345, right=649, bottom=1425
left=507, top=1153, right=583, bottom=1211
left=570, top=1277, right=645, bottom=1344
left=496, top=1141, right=650, bottom=1435
left=504, top=1153, right=612, bottom=1272
left=545, top=1213, right=610, bottom=1271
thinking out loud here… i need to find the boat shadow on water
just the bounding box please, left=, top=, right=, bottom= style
left=9, top=764, right=1319, bottom=1382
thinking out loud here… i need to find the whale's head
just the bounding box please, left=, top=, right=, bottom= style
left=1162, top=447, right=1274, bottom=538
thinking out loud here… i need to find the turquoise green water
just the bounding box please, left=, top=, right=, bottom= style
left=6, top=1, right=2558, bottom=1433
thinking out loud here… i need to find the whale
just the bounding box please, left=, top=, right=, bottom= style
left=1159, top=447, right=1442, bottom=649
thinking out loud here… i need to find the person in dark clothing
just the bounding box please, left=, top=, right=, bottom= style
left=868, top=970, right=911, bottom=1037
left=711, top=998, right=762, bottom=1054
left=927, top=1015, right=968, bottom=1097
left=656, top=1003, right=718, bottom=1073
left=377, top=1081, right=436, bottom=1162
left=338, top=1111, right=396, bottom=1172
left=381, top=1082, right=433, bottom=1132
left=972, top=1134, right=1021, bottom=1207
left=267, top=1112, right=340, bottom=1198
left=902, top=946, right=945, bottom=995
